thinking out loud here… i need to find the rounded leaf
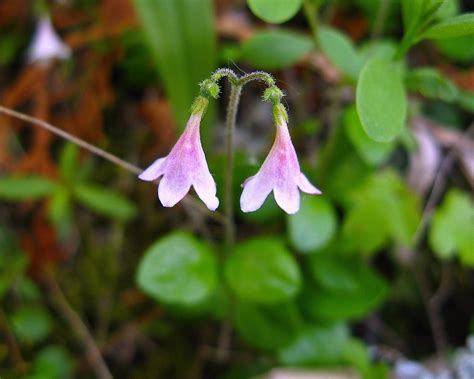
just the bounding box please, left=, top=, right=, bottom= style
left=241, top=30, right=313, bottom=70
left=136, top=232, right=218, bottom=307
left=247, top=0, right=302, bottom=24
left=287, top=195, right=337, bottom=253
left=356, top=58, right=407, bottom=142
left=225, top=238, right=301, bottom=304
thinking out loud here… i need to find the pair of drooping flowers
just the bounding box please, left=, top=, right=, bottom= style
left=139, top=92, right=321, bottom=215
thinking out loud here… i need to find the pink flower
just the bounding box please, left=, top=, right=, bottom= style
left=139, top=103, right=219, bottom=211
left=240, top=105, right=321, bottom=214
left=27, top=16, right=71, bottom=64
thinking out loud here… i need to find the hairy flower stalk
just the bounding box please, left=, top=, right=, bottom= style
left=240, top=103, right=321, bottom=214
left=139, top=97, right=219, bottom=211
left=27, top=15, right=71, bottom=64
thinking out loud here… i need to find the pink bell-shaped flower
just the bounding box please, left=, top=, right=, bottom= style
left=240, top=104, right=321, bottom=214
left=27, top=16, right=71, bottom=64
left=139, top=97, right=219, bottom=211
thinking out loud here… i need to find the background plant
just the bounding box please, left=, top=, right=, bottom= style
left=0, top=0, right=473, bottom=378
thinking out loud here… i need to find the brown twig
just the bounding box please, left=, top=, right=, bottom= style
left=44, top=272, right=113, bottom=379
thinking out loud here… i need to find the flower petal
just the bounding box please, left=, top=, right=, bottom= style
left=138, top=157, right=166, bottom=181
left=297, top=173, right=322, bottom=195
left=158, top=173, right=191, bottom=207
left=274, top=182, right=300, bottom=214
left=240, top=174, right=273, bottom=213
left=193, top=169, right=219, bottom=211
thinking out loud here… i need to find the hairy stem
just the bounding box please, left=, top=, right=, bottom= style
left=224, top=84, right=242, bottom=248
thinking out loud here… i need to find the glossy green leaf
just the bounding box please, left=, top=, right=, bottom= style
left=356, top=58, right=407, bottom=142
left=278, top=324, right=349, bottom=365
left=406, top=67, right=459, bottom=102
left=429, top=190, right=474, bottom=266
left=317, top=26, right=363, bottom=80
left=401, top=0, right=425, bottom=38
left=241, top=30, right=313, bottom=70
left=247, top=0, right=302, bottom=24
left=224, top=238, right=301, bottom=304
left=287, top=195, right=337, bottom=253
left=132, top=0, right=217, bottom=127
left=11, top=306, right=52, bottom=344
left=136, top=232, right=218, bottom=306
left=343, top=105, right=395, bottom=165
left=422, top=13, right=474, bottom=39
left=74, top=183, right=137, bottom=220
left=0, top=176, right=56, bottom=201
left=233, top=301, right=302, bottom=350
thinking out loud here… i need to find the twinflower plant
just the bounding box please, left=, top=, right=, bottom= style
left=139, top=69, right=321, bottom=218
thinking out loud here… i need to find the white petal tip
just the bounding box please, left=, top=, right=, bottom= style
left=204, top=198, right=219, bottom=211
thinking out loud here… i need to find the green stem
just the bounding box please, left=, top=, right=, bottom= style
left=303, top=0, right=319, bottom=40
left=224, top=84, right=242, bottom=249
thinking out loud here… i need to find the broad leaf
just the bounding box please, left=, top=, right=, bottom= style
left=241, top=30, right=313, bottom=70
left=278, top=324, right=349, bottom=365
left=343, top=105, right=395, bottom=165
left=287, top=195, right=337, bottom=253
left=356, top=58, right=407, bottom=142
left=247, top=0, right=302, bottom=24
left=317, top=26, right=363, bottom=80
left=429, top=190, right=474, bottom=266
left=233, top=301, right=302, bottom=350
left=224, top=237, right=301, bottom=304
left=136, top=232, right=218, bottom=306
left=406, top=67, right=459, bottom=102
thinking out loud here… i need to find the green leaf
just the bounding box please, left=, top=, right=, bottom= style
left=343, top=105, right=395, bottom=165
left=421, top=13, right=474, bottom=39
left=132, top=0, right=217, bottom=128
left=287, top=195, right=337, bottom=253
left=233, top=301, right=302, bottom=350
left=224, top=237, right=301, bottom=304
left=11, top=306, right=52, bottom=344
left=435, top=34, right=474, bottom=63
left=429, top=190, right=474, bottom=266
left=406, top=67, right=459, bottom=102
left=401, top=0, right=426, bottom=38
left=136, top=232, right=218, bottom=307
left=0, top=176, right=56, bottom=201
left=304, top=255, right=389, bottom=320
left=59, top=143, right=79, bottom=182
left=247, top=0, right=302, bottom=24
left=278, top=324, right=349, bottom=366
left=317, top=26, right=363, bottom=80
left=32, top=346, right=74, bottom=379
left=356, top=58, right=407, bottom=142
left=48, top=187, right=73, bottom=235
left=241, top=30, right=313, bottom=70
left=74, top=183, right=137, bottom=220
left=341, top=171, right=421, bottom=254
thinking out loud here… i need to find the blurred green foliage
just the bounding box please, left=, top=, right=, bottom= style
left=1, top=0, right=473, bottom=378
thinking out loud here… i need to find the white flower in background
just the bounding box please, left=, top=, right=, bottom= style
left=27, top=16, right=71, bottom=64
